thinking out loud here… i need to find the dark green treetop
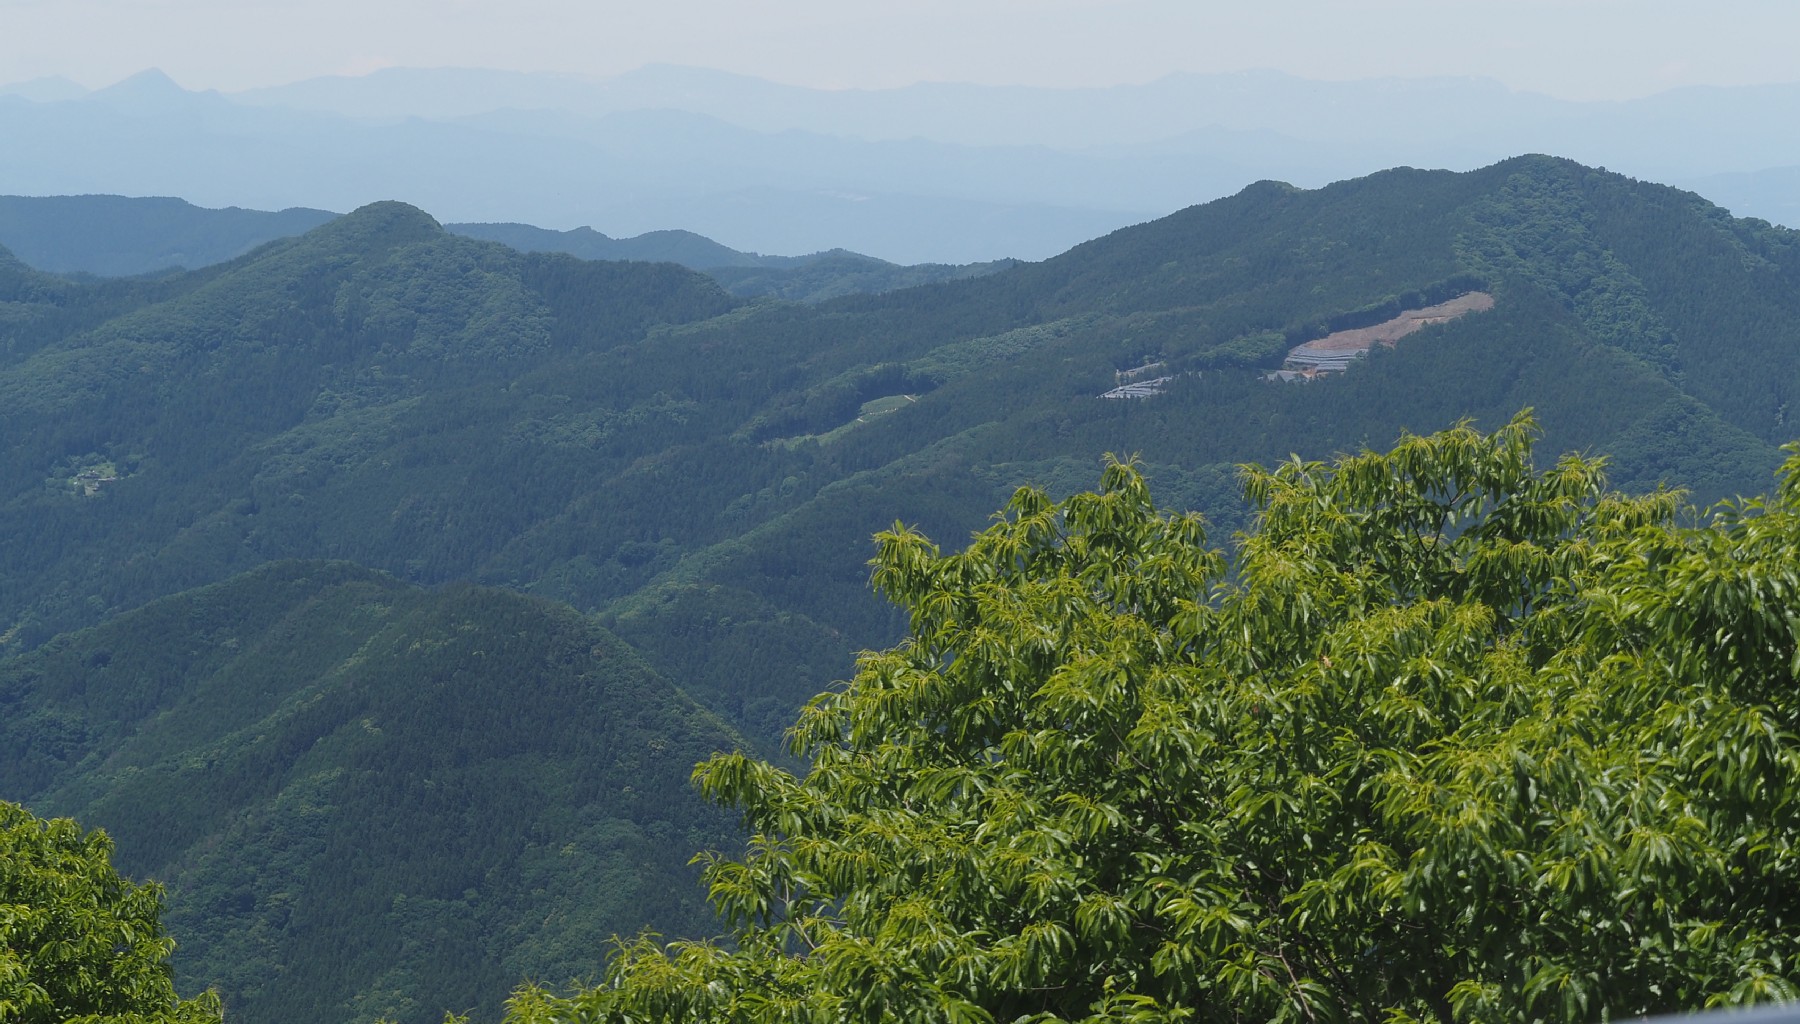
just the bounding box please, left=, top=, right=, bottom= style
left=503, top=412, right=1799, bottom=1023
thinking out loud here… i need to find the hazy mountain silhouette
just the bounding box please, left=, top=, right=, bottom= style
left=0, top=194, right=1015, bottom=300
left=6, top=65, right=1799, bottom=262
left=0, top=75, right=87, bottom=102
left=0, top=194, right=336, bottom=276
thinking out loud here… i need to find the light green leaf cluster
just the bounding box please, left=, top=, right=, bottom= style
left=0, top=801, right=221, bottom=1024
left=507, top=412, right=1800, bottom=1023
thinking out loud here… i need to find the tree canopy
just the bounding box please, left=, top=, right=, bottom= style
left=0, top=801, right=221, bottom=1024
left=506, top=412, right=1800, bottom=1023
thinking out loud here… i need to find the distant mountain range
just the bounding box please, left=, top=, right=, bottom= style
left=2, top=66, right=1796, bottom=261
left=0, top=195, right=1014, bottom=300
left=4, top=155, right=1800, bottom=1023
left=0, top=195, right=338, bottom=276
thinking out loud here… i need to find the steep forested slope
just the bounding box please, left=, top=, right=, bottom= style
left=5, top=158, right=1797, bottom=718
left=4, top=154, right=1800, bottom=1024
left=0, top=201, right=736, bottom=649
left=0, top=560, right=741, bottom=1024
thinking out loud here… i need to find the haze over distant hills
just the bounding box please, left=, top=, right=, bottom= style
left=0, top=195, right=338, bottom=276
left=0, top=194, right=1014, bottom=301
left=3, top=65, right=1797, bottom=262
left=225, top=64, right=1800, bottom=167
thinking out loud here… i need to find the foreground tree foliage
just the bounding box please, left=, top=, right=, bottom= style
left=509, top=413, right=1800, bottom=1023
left=0, top=801, right=221, bottom=1024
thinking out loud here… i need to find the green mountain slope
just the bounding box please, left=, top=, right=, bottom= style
left=581, top=159, right=1792, bottom=722
left=1, top=160, right=1792, bottom=661
left=430, top=224, right=1016, bottom=301
left=0, top=201, right=736, bottom=648
left=703, top=250, right=1016, bottom=302
left=4, top=158, right=1794, bottom=710
left=4, top=154, right=1800, bottom=1023
left=0, top=560, right=741, bottom=1024
left=1, top=237, right=227, bottom=366
left=446, top=221, right=765, bottom=269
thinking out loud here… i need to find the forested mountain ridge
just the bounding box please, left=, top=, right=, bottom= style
left=0, top=200, right=737, bottom=649
left=6, top=154, right=1797, bottom=713
left=5, top=153, right=1800, bottom=1023
left=0, top=560, right=742, bottom=1024
left=449, top=221, right=1016, bottom=301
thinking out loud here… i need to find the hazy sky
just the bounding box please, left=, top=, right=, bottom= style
left=2, top=0, right=1796, bottom=100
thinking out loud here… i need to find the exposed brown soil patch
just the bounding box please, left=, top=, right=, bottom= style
left=1294, top=291, right=1495, bottom=354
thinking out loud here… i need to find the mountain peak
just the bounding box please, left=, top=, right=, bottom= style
left=79, top=68, right=231, bottom=113
left=343, top=199, right=442, bottom=228
left=305, top=201, right=443, bottom=254
left=88, top=68, right=187, bottom=98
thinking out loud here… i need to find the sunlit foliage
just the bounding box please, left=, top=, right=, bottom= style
left=0, top=801, right=221, bottom=1024
left=507, top=413, right=1799, bottom=1023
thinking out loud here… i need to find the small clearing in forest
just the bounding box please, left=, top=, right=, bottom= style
left=1276, top=292, right=1495, bottom=379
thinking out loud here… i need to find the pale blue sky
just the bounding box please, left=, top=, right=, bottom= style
left=2, top=0, right=1795, bottom=99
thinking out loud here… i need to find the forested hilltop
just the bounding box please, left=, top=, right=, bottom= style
left=0, top=562, right=740, bottom=1023
left=4, top=154, right=1800, bottom=1022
